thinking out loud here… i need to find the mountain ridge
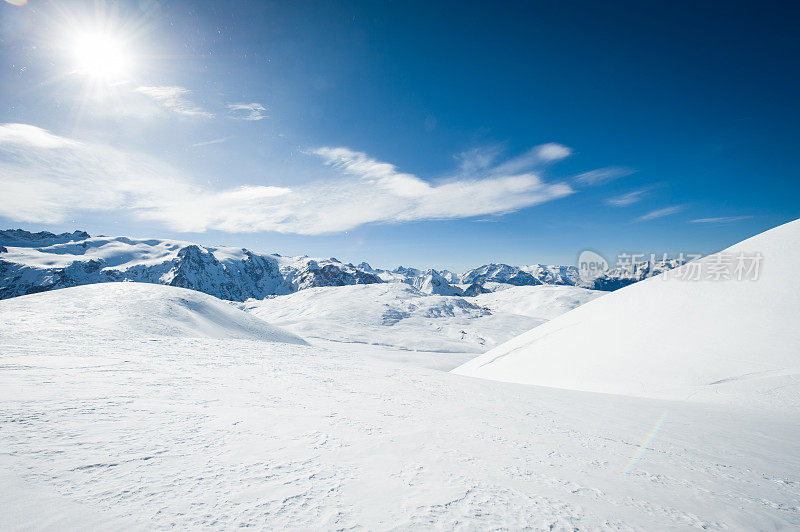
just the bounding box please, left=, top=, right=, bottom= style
left=0, top=228, right=682, bottom=301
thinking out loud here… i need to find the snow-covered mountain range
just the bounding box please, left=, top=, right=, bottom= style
left=0, top=228, right=681, bottom=301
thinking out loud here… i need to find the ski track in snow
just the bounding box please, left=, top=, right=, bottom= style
left=2, top=333, right=799, bottom=530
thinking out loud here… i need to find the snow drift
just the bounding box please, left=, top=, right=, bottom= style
left=453, top=219, right=800, bottom=408
left=0, top=282, right=306, bottom=344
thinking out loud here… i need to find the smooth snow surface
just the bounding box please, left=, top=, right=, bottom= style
left=2, top=282, right=799, bottom=529
left=472, top=284, right=604, bottom=320
left=454, top=219, right=800, bottom=409
left=1, top=283, right=305, bottom=344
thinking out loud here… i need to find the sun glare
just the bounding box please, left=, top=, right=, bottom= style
left=71, top=31, right=133, bottom=82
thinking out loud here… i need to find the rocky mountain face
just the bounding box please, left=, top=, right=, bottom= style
left=411, top=269, right=465, bottom=296
left=0, top=232, right=379, bottom=301
left=0, top=229, right=90, bottom=247
left=278, top=257, right=383, bottom=291
left=525, top=264, right=583, bottom=286
left=0, top=229, right=684, bottom=301
left=461, top=263, right=545, bottom=286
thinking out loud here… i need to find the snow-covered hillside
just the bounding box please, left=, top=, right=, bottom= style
left=472, top=284, right=604, bottom=320
left=454, top=219, right=800, bottom=409
left=1, top=283, right=305, bottom=344
left=2, top=280, right=798, bottom=529
left=240, top=283, right=564, bottom=356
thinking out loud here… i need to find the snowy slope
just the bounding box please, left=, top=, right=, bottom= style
left=2, top=282, right=799, bottom=529
left=472, top=284, right=605, bottom=320
left=0, top=283, right=305, bottom=344
left=454, top=219, right=800, bottom=409
left=240, top=283, right=539, bottom=354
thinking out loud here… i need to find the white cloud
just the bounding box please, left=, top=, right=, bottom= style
left=455, top=142, right=573, bottom=179
left=190, top=136, right=232, bottom=148
left=690, top=216, right=753, bottom=224
left=490, top=143, right=572, bottom=176
left=456, top=144, right=504, bottom=175
left=605, top=189, right=647, bottom=207
left=135, top=86, right=214, bottom=118
left=536, top=142, right=573, bottom=162
left=0, top=123, right=77, bottom=148
left=0, top=123, right=187, bottom=224
left=228, top=103, right=267, bottom=121
left=0, top=123, right=574, bottom=234
left=636, top=205, right=686, bottom=222
left=574, top=167, right=635, bottom=186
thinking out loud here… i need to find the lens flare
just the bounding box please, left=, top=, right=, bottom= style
left=70, top=31, right=133, bottom=82
left=622, top=410, right=668, bottom=474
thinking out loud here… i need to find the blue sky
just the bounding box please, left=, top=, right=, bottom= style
left=1, top=0, right=798, bottom=271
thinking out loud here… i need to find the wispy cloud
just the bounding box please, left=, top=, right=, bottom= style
left=636, top=205, right=686, bottom=222
left=228, top=103, right=267, bottom=121
left=299, top=147, right=574, bottom=229
left=0, top=123, right=76, bottom=149
left=190, top=136, right=232, bottom=148
left=0, top=123, right=196, bottom=224
left=456, top=144, right=504, bottom=175
left=605, top=189, right=647, bottom=207
left=0, top=123, right=574, bottom=234
left=574, top=167, right=635, bottom=186
left=690, top=215, right=753, bottom=224
left=135, top=86, right=214, bottom=118
left=491, top=143, right=572, bottom=175
left=455, top=142, right=572, bottom=178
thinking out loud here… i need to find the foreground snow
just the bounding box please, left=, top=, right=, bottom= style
left=2, top=283, right=799, bottom=529
left=455, top=219, right=800, bottom=409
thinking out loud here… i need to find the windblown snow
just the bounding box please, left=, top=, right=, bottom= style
left=454, top=219, right=800, bottom=409
left=2, top=222, right=799, bottom=529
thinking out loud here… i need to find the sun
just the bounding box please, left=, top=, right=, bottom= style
left=70, top=31, right=133, bottom=82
